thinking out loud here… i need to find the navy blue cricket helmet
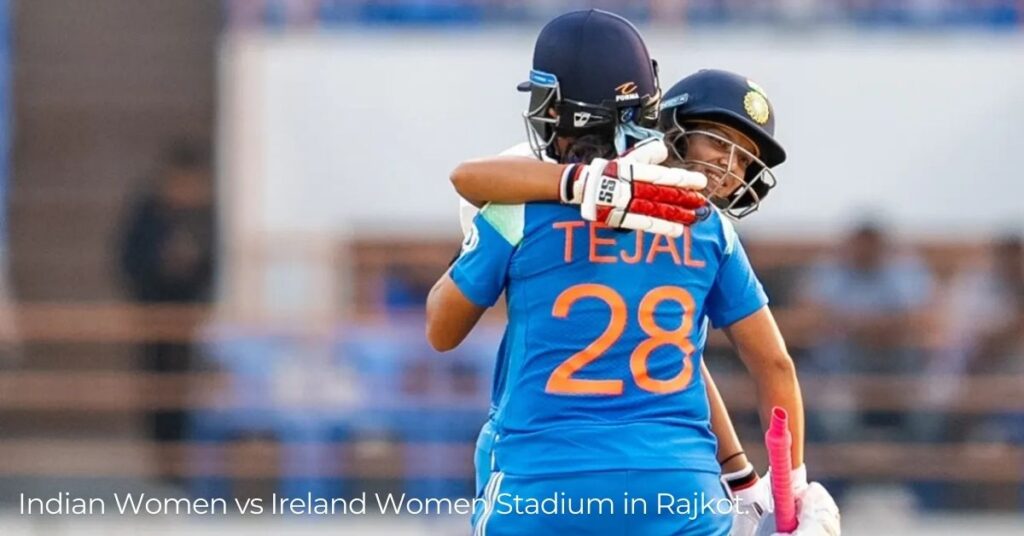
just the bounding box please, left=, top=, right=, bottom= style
left=659, top=69, right=786, bottom=219
left=518, top=9, right=661, bottom=160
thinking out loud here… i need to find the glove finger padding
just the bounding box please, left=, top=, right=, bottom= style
left=633, top=182, right=709, bottom=210
left=611, top=161, right=708, bottom=190
left=627, top=199, right=703, bottom=225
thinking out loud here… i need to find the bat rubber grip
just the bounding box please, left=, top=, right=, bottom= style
left=766, top=406, right=798, bottom=533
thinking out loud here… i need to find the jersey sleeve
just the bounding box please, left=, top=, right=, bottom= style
left=449, top=203, right=524, bottom=308
left=705, top=219, right=769, bottom=329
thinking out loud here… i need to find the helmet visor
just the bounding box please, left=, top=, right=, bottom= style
left=522, top=69, right=560, bottom=160
left=664, top=119, right=777, bottom=220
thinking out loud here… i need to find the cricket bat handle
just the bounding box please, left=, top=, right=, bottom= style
left=766, top=406, right=798, bottom=533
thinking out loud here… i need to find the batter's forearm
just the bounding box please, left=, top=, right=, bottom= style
left=724, top=307, right=806, bottom=468
left=703, top=362, right=751, bottom=473
left=451, top=157, right=565, bottom=206
left=753, top=360, right=804, bottom=467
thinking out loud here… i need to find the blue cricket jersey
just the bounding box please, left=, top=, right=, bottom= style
left=450, top=202, right=767, bottom=477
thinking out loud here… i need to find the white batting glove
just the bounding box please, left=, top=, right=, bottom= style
left=723, top=463, right=772, bottom=536
left=747, top=466, right=839, bottom=536
left=773, top=483, right=841, bottom=536
left=558, top=139, right=709, bottom=237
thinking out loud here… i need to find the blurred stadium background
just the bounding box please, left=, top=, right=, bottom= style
left=0, top=0, right=1022, bottom=534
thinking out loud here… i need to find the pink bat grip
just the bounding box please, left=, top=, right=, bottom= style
left=766, top=406, right=798, bottom=533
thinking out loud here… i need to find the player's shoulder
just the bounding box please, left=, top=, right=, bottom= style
left=691, top=205, right=738, bottom=255
left=479, top=202, right=572, bottom=246
left=478, top=203, right=526, bottom=246
left=480, top=201, right=580, bottom=248
left=465, top=144, right=556, bottom=245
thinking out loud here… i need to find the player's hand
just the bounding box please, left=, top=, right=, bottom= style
left=558, top=139, right=709, bottom=237
left=723, top=463, right=771, bottom=536
left=760, top=483, right=841, bottom=536
left=744, top=465, right=839, bottom=536
left=728, top=465, right=840, bottom=536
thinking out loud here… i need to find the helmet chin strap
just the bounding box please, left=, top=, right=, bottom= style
left=615, top=122, right=663, bottom=154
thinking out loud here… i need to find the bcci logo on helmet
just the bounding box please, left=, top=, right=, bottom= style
left=743, top=79, right=771, bottom=125
left=615, top=81, right=640, bottom=103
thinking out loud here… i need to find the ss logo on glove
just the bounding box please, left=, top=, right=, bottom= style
left=598, top=178, right=617, bottom=204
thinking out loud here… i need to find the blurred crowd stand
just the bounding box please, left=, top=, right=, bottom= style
left=220, top=0, right=1023, bottom=29
left=180, top=320, right=493, bottom=502
left=940, top=235, right=1024, bottom=450
left=796, top=222, right=938, bottom=444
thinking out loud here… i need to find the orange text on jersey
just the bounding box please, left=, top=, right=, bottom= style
left=552, top=221, right=706, bottom=268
